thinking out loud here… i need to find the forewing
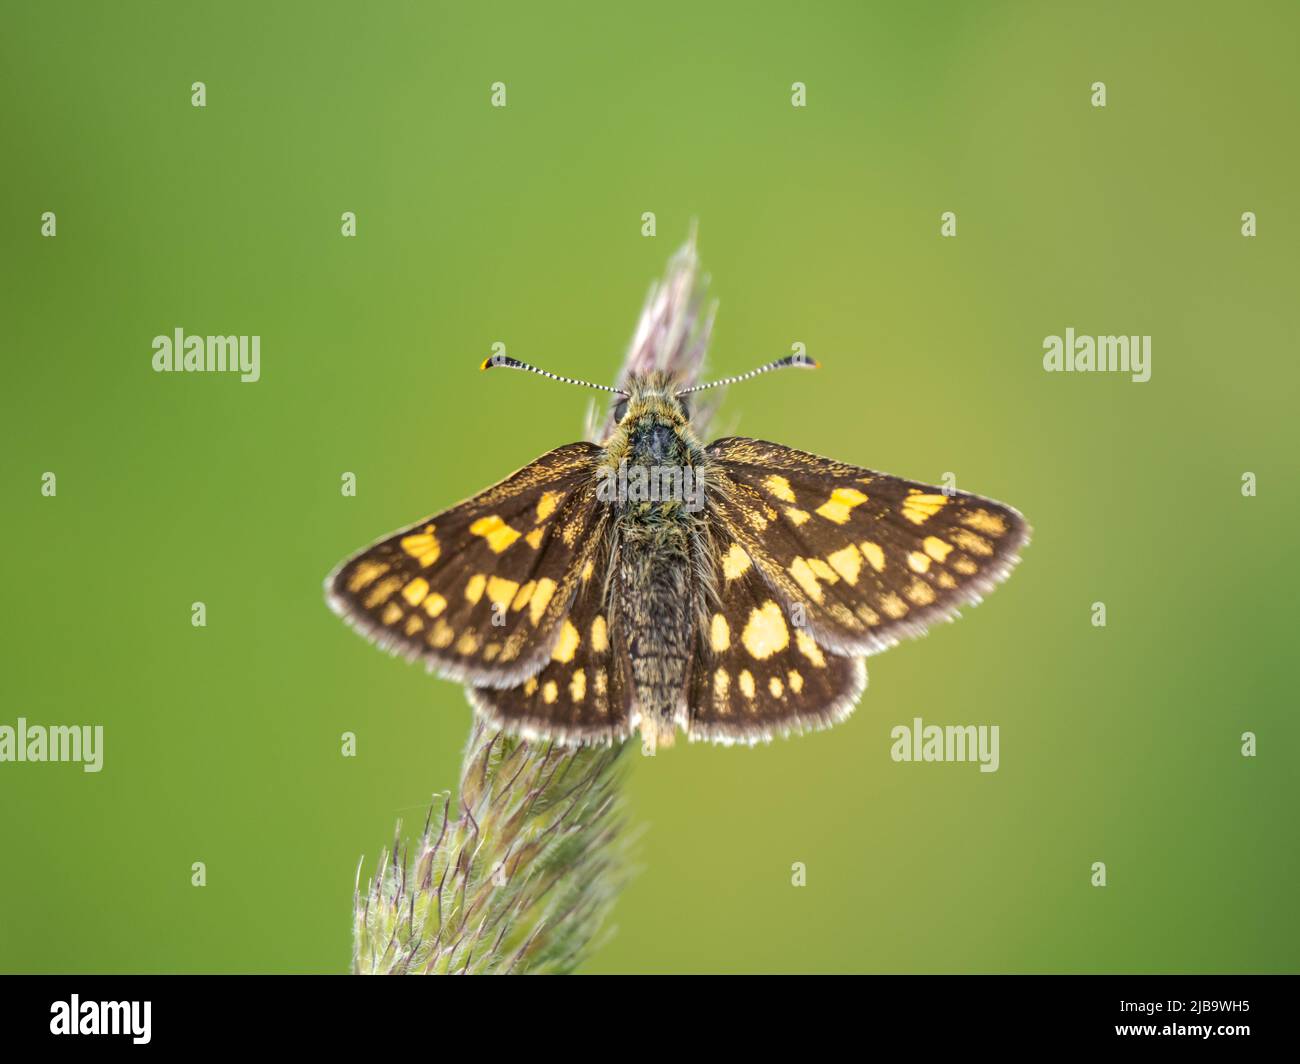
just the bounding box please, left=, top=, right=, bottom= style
left=705, top=437, right=1028, bottom=657
left=468, top=543, right=635, bottom=745
left=686, top=550, right=865, bottom=744
left=325, top=442, right=606, bottom=687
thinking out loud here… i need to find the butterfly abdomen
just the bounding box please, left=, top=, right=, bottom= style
left=615, top=513, right=697, bottom=749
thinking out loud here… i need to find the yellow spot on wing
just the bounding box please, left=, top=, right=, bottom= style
left=764, top=475, right=797, bottom=502
left=570, top=669, right=586, bottom=702
left=769, top=675, right=784, bottom=698
left=907, top=551, right=931, bottom=573
left=789, top=558, right=825, bottom=603
left=787, top=669, right=804, bottom=693
left=464, top=573, right=486, bottom=605
left=470, top=515, right=521, bottom=553
left=430, top=620, right=455, bottom=648
left=906, top=578, right=936, bottom=606
left=487, top=576, right=520, bottom=609
left=816, top=487, right=868, bottom=524
left=739, top=670, right=756, bottom=698
left=552, top=619, right=581, bottom=663
left=529, top=577, right=557, bottom=625
left=785, top=507, right=810, bottom=525
left=710, top=613, right=730, bottom=651
left=923, top=536, right=953, bottom=562
left=795, top=629, right=826, bottom=667
left=456, top=630, right=481, bottom=655
left=525, top=528, right=544, bottom=550
left=536, top=491, right=561, bottom=522
left=950, top=529, right=994, bottom=556
left=880, top=592, right=909, bottom=619
left=961, top=508, right=1008, bottom=536
left=347, top=561, right=389, bottom=592
left=404, top=615, right=424, bottom=636
left=543, top=680, right=558, bottom=704
left=722, top=543, right=752, bottom=580
left=364, top=575, right=403, bottom=609
left=827, top=545, right=862, bottom=585
left=402, top=578, right=429, bottom=607
left=953, top=556, right=978, bottom=575
left=860, top=541, right=886, bottom=572
left=511, top=581, right=535, bottom=611
left=400, top=531, right=441, bottom=567
left=742, top=602, right=789, bottom=660
left=808, top=557, right=840, bottom=584
left=856, top=604, right=881, bottom=625
left=381, top=602, right=403, bottom=625
left=901, top=493, right=947, bottom=525
left=580, top=559, right=594, bottom=581
left=524, top=677, right=538, bottom=696
left=591, top=615, right=609, bottom=653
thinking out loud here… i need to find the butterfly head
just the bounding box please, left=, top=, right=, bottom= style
left=607, top=372, right=697, bottom=461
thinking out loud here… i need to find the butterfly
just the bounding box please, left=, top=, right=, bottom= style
left=325, top=349, right=1029, bottom=751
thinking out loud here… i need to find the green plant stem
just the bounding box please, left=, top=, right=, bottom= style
left=354, top=720, right=629, bottom=974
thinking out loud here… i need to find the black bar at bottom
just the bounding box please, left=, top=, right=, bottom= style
left=0, top=974, right=1287, bottom=1051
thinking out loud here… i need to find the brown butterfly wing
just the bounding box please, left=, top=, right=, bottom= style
left=467, top=542, right=636, bottom=745
left=705, top=437, right=1029, bottom=658
left=325, top=442, right=607, bottom=687
left=686, top=538, right=866, bottom=744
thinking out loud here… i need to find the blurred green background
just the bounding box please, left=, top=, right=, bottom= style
left=2, top=0, right=1297, bottom=973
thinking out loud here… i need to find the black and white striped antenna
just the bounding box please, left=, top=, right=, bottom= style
left=674, top=353, right=819, bottom=396
left=480, top=354, right=628, bottom=395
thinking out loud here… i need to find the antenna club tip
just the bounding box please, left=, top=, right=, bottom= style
left=480, top=356, right=495, bottom=371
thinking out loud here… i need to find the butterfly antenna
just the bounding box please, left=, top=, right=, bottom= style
left=480, top=354, right=627, bottom=395
left=675, top=353, right=818, bottom=396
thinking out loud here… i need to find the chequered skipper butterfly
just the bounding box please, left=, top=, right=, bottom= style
left=325, top=245, right=1028, bottom=751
